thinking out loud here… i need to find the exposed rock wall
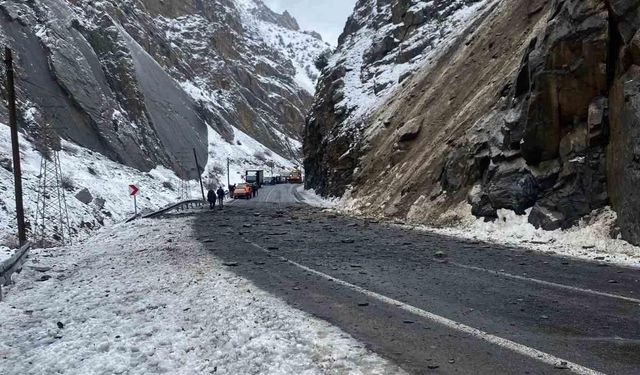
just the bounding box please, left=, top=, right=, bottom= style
left=304, top=0, right=491, bottom=197
left=606, top=0, right=640, bottom=243
left=0, top=0, right=327, bottom=178
left=305, top=0, right=640, bottom=244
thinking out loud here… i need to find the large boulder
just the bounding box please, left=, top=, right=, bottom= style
left=75, top=188, right=94, bottom=205
left=485, top=162, right=539, bottom=215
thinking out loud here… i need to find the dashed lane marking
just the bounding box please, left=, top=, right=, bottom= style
left=449, top=262, right=640, bottom=305
left=246, top=240, right=605, bottom=375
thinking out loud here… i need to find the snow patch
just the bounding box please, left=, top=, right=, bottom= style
left=0, top=217, right=405, bottom=374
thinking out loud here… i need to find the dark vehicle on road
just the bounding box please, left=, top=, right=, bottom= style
left=246, top=170, right=264, bottom=188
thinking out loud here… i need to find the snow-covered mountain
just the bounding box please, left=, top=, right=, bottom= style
left=0, top=0, right=329, bottom=246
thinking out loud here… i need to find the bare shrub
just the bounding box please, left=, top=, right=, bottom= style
left=60, top=175, right=75, bottom=192
left=162, top=181, right=175, bottom=191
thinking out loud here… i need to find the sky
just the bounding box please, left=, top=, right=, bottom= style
left=263, top=0, right=357, bottom=45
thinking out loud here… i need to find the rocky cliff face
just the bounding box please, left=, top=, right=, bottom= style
left=0, top=0, right=328, bottom=178
left=304, top=0, right=492, bottom=197
left=305, top=0, right=640, bottom=244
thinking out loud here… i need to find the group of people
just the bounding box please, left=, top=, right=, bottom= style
left=207, top=186, right=226, bottom=209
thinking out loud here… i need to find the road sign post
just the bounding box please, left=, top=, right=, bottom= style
left=129, top=184, right=139, bottom=216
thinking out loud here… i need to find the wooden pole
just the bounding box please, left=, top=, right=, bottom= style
left=5, top=48, right=26, bottom=245
left=193, top=148, right=206, bottom=201
left=227, top=157, right=230, bottom=189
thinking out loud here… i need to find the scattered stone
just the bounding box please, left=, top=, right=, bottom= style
left=267, top=246, right=279, bottom=250
left=94, top=197, right=106, bottom=210
left=57, top=321, right=64, bottom=329
left=397, top=118, right=422, bottom=142
left=434, top=251, right=447, bottom=259
left=427, top=365, right=439, bottom=369
left=349, top=264, right=362, bottom=268
left=30, top=266, right=52, bottom=273
left=582, top=245, right=596, bottom=249
left=554, top=361, right=569, bottom=370
left=358, top=302, right=369, bottom=307
left=529, top=205, right=564, bottom=231
left=222, top=262, right=239, bottom=267
left=37, top=275, right=52, bottom=282
left=243, top=224, right=252, bottom=228
left=593, top=256, right=605, bottom=260
left=403, top=320, right=415, bottom=324
left=74, top=188, right=93, bottom=205
left=341, top=239, right=355, bottom=244
left=608, top=279, right=618, bottom=284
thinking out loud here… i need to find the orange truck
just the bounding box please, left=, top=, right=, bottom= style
left=287, top=168, right=303, bottom=184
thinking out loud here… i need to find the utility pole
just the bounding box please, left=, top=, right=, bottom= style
left=227, top=157, right=230, bottom=189
left=5, top=47, right=26, bottom=245
left=193, top=148, right=206, bottom=201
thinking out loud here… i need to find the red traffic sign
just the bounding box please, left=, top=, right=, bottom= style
left=129, top=184, right=139, bottom=196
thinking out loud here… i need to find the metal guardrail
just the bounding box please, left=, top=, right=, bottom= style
left=126, top=200, right=206, bottom=223
left=0, top=241, right=31, bottom=301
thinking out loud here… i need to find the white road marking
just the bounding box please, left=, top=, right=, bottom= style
left=264, top=186, right=277, bottom=203
left=246, top=241, right=605, bottom=375
left=450, top=262, right=640, bottom=305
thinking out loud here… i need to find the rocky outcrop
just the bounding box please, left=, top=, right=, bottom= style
left=0, top=0, right=326, bottom=177
left=606, top=0, right=640, bottom=244
left=305, top=0, right=490, bottom=197
left=306, top=0, right=640, bottom=244
left=472, top=0, right=639, bottom=235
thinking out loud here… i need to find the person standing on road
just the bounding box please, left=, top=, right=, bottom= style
left=217, top=186, right=225, bottom=208
left=229, top=184, right=235, bottom=199
left=207, top=189, right=216, bottom=210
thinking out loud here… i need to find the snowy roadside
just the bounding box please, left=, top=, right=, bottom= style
left=335, top=193, right=640, bottom=268
left=406, top=205, right=640, bottom=269
left=295, top=185, right=338, bottom=208
left=0, top=217, right=404, bottom=375
left=403, top=207, right=639, bottom=269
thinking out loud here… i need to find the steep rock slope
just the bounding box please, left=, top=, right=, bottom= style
left=0, top=0, right=326, bottom=246
left=305, top=0, right=640, bottom=245
left=0, top=0, right=208, bottom=178
left=0, top=0, right=328, bottom=176
left=304, top=0, right=493, bottom=196
left=133, top=0, right=330, bottom=159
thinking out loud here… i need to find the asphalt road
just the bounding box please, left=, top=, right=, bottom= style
left=195, top=184, right=640, bottom=374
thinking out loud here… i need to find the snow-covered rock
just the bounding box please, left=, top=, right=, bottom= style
left=304, top=0, right=491, bottom=197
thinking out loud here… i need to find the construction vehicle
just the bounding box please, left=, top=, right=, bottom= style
left=286, top=168, right=303, bottom=184
left=245, top=170, right=264, bottom=188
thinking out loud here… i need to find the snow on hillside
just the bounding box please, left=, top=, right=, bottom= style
left=330, top=0, right=492, bottom=135
left=0, top=123, right=295, bottom=254
left=203, top=125, right=297, bottom=189
left=234, top=0, right=330, bottom=93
